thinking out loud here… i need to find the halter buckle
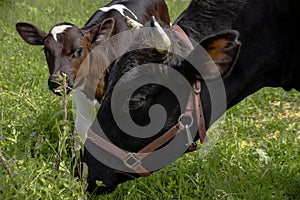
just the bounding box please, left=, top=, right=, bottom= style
left=123, top=153, right=141, bottom=169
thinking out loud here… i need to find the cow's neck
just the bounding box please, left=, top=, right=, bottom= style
left=200, top=0, right=300, bottom=128
left=224, top=0, right=299, bottom=107
left=175, top=0, right=247, bottom=40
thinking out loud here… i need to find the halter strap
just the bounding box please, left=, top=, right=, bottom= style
left=86, top=25, right=207, bottom=176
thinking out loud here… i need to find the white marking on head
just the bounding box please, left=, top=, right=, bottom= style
left=51, top=25, right=73, bottom=41
left=99, top=4, right=138, bottom=20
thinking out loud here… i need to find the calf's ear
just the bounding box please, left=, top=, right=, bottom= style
left=187, top=30, right=241, bottom=80
left=16, top=22, right=47, bottom=45
left=85, top=18, right=115, bottom=44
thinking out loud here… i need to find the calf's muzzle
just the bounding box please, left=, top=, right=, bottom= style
left=48, top=72, right=73, bottom=95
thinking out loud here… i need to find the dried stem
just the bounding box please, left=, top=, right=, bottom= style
left=55, top=73, right=68, bottom=171
left=0, top=148, right=14, bottom=179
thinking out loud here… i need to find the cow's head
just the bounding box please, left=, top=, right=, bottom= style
left=16, top=18, right=115, bottom=95
left=80, top=17, right=241, bottom=194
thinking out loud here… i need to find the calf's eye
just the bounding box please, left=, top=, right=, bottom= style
left=75, top=47, right=83, bottom=58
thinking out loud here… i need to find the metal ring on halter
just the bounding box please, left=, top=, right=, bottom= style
left=193, top=82, right=201, bottom=94
left=178, top=114, right=193, bottom=128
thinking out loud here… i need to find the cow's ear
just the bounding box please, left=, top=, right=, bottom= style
left=199, top=30, right=241, bottom=79
left=185, top=30, right=241, bottom=80
left=16, top=22, right=47, bottom=45
left=85, top=18, right=115, bottom=43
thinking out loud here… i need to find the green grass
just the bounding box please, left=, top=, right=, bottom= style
left=0, top=0, right=299, bottom=199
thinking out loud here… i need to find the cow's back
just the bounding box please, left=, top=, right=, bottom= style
left=82, top=0, right=170, bottom=32
left=231, top=0, right=300, bottom=91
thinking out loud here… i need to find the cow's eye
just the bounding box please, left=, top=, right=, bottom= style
left=128, top=97, right=146, bottom=111
left=75, top=47, right=83, bottom=58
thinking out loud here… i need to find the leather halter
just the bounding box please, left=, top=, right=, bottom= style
left=87, top=25, right=207, bottom=177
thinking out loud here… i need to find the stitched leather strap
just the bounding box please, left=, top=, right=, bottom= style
left=87, top=129, right=151, bottom=176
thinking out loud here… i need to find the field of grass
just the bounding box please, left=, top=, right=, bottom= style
left=0, top=0, right=299, bottom=199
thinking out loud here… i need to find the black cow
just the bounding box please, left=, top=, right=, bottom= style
left=16, top=0, right=170, bottom=102
left=81, top=0, right=299, bottom=195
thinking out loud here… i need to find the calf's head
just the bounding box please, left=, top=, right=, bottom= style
left=16, top=19, right=115, bottom=95
left=81, top=17, right=241, bottom=194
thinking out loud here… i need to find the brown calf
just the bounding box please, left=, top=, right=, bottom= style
left=16, top=0, right=170, bottom=102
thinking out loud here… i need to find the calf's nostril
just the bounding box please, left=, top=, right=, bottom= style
left=67, top=78, right=74, bottom=88
left=48, top=78, right=61, bottom=90
left=48, top=73, right=74, bottom=95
